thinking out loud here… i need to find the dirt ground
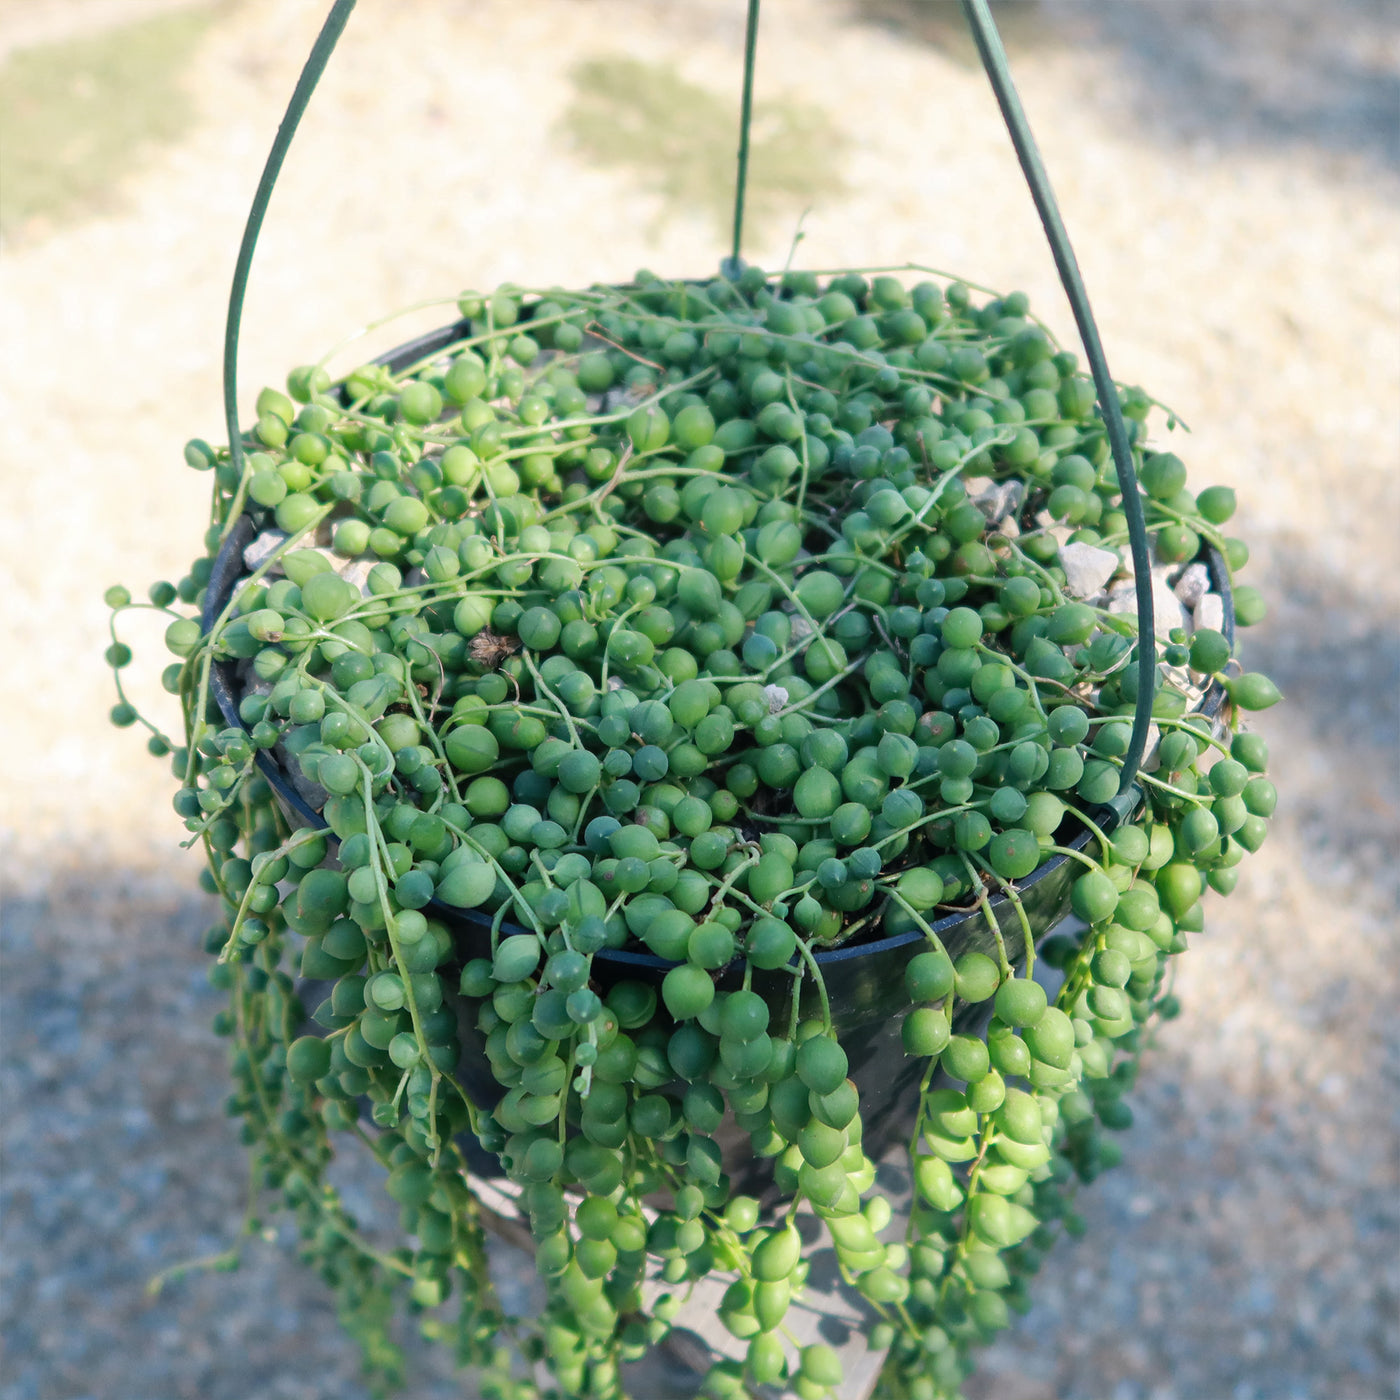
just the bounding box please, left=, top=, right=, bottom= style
left=2, top=2, right=1397, bottom=1398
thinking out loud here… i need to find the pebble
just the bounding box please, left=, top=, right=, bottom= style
left=763, top=684, right=790, bottom=713
left=1059, top=541, right=1120, bottom=599
left=1173, top=563, right=1211, bottom=608
left=1194, top=593, right=1226, bottom=634
left=338, top=559, right=377, bottom=595
left=1108, top=573, right=1190, bottom=640
left=1138, top=722, right=1162, bottom=769
left=243, top=529, right=289, bottom=573
left=972, top=480, right=1024, bottom=525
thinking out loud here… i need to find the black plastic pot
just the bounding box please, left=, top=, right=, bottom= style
left=203, top=321, right=1235, bottom=1198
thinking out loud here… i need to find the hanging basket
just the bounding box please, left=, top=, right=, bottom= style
left=202, top=299, right=1240, bottom=1204
left=104, top=4, right=1282, bottom=1399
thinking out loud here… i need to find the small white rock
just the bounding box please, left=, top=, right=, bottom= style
left=763, top=684, right=789, bottom=714
left=789, top=615, right=813, bottom=641
left=1194, top=593, right=1225, bottom=633
left=1108, top=573, right=1189, bottom=639
left=972, top=480, right=1023, bottom=525
left=1059, top=541, right=1120, bottom=599
left=243, top=529, right=289, bottom=573
left=1139, top=723, right=1162, bottom=770
left=338, top=559, right=377, bottom=595
left=1173, top=562, right=1210, bottom=608
left=601, top=383, right=650, bottom=413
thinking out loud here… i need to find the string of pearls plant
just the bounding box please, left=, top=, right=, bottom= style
left=107, top=264, right=1279, bottom=1399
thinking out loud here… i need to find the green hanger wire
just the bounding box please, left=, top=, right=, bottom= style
left=220, top=0, right=358, bottom=540
left=960, top=0, right=1156, bottom=795
left=726, top=0, right=762, bottom=276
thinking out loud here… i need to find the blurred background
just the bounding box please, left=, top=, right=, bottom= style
left=2, top=1, right=1397, bottom=1397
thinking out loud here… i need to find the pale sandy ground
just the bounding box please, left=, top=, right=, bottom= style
left=2, top=2, right=1397, bottom=1398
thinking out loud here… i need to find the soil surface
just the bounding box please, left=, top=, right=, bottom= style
left=2, top=2, right=1397, bottom=1398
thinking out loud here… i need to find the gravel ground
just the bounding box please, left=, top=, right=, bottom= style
left=2, top=2, right=1397, bottom=1398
